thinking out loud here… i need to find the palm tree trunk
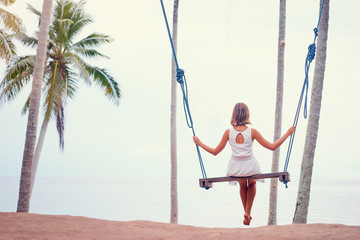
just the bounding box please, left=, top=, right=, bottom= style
left=268, top=0, right=286, bottom=226
left=170, top=0, right=179, bottom=224
left=29, top=118, right=50, bottom=197
left=17, top=0, right=53, bottom=212
left=293, top=0, right=329, bottom=224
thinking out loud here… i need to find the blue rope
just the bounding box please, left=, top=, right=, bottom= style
left=282, top=0, right=325, bottom=188
left=160, top=0, right=208, bottom=182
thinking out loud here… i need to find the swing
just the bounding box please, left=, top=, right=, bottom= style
left=160, top=0, right=325, bottom=190
left=199, top=172, right=290, bottom=189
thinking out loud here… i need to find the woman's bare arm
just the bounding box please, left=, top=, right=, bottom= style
left=252, top=126, right=295, bottom=151
left=193, top=129, right=229, bottom=156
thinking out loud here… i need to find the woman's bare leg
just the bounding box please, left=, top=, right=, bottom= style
left=244, top=180, right=256, bottom=225
left=239, top=181, right=248, bottom=212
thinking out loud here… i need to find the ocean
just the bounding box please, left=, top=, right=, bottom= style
left=1, top=176, right=359, bottom=228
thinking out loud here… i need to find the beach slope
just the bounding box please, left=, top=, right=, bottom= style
left=0, top=212, right=359, bottom=240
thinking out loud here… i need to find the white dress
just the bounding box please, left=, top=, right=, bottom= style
left=226, top=127, right=264, bottom=183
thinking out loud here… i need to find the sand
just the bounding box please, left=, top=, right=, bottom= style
left=0, top=212, right=359, bottom=240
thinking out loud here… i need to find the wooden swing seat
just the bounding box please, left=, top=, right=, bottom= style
left=199, top=171, right=290, bottom=189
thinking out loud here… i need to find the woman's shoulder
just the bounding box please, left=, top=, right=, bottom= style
left=250, top=127, right=258, bottom=133
left=220, top=128, right=230, bottom=137
left=221, top=129, right=230, bottom=140
left=251, top=127, right=262, bottom=139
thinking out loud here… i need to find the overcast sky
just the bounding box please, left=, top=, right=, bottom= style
left=1, top=0, right=359, bottom=188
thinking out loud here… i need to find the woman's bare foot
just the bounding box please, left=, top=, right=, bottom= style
left=243, top=213, right=252, bottom=225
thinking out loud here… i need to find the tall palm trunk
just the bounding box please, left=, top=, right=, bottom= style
left=293, top=0, right=329, bottom=223
left=29, top=118, right=50, bottom=196
left=17, top=0, right=53, bottom=212
left=268, top=0, right=286, bottom=225
left=170, top=0, right=179, bottom=224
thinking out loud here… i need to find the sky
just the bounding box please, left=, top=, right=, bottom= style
left=0, top=0, right=359, bottom=219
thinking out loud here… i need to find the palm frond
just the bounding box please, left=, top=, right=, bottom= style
left=67, top=15, right=92, bottom=41
left=56, top=18, right=74, bottom=26
left=56, top=104, right=65, bottom=151
left=63, top=52, right=91, bottom=84
left=26, top=3, right=41, bottom=16
left=72, top=47, right=109, bottom=59
left=67, top=0, right=93, bottom=40
left=0, top=30, right=16, bottom=63
left=65, top=69, right=79, bottom=99
left=0, top=8, right=23, bottom=33
left=83, top=64, right=121, bottom=105
left=63, top=51, right=120, bottom=105
left=51, top=0, right=73, bottom=45
left=70, top=0, right=86, bottom=17
left=61, top=0, right=74, bottom=18
left=0, top=72, right=31, bottom=103
left=26, top=3, right=41, bottom=27
left=0, top=55, right=35, bottom=103
left=3, top=55, right=35, bottom=82
left=13, top=32, right=37, bottom=48
left=72, top=33, right=112, bottom=49
left=53, top=18, right=74, bottom=45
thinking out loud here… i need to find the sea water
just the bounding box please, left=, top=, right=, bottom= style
left=1, top=176, right=359, bottom=228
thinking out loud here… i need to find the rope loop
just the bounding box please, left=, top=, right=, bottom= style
left=176, top=68, right=185, bottom=83
left=307, top=43, right=316, bottom=62
left=313, top=27, right=319, bottom=37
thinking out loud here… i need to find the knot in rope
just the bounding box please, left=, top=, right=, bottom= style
left=307, top=43, right=316, bottom=62
left=313, top=27, right=319, bottom=37
left=176, top=68, right=185, bottom=83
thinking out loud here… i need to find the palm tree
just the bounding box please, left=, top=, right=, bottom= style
left=293, top=0, right=330, bottom=223
left=170, top=0, right=179, bottom=224
left=0, top=0, right=23, bottom=63
left=268, top=0, right=286, bottom=225
left=14, top=0, right=53, bottom=213
left=0, top=0, right=121, bottom=210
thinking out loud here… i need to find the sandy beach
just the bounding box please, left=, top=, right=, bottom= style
left=0, top=212, right=359, bottom=240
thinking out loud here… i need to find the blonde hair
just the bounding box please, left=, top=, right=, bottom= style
left=230, top=102, right=252, bottom=126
